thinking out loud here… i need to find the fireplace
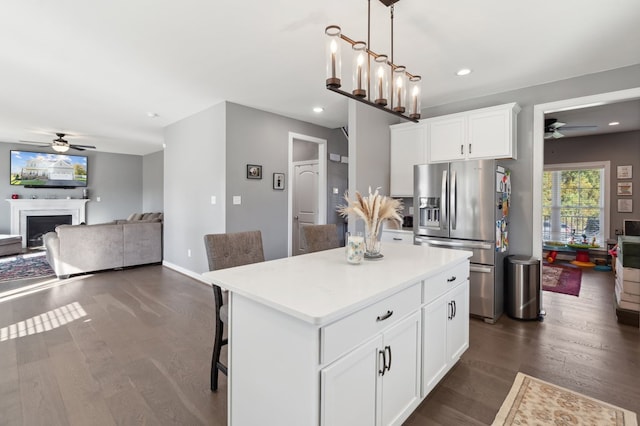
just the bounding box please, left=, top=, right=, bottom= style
left=26, top=215, right=72, bottom=247
left=6, top=199, right=89, bottom=248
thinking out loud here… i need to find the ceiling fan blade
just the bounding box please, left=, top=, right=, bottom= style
left=549, top=121, right=566, bottom=130
left=18, top=139, right=50, bottom=146
left=70, top=144, right=96, bottom=150
left=553, top=130, right=565, bottom=139
left=557, top=125, right=598, bottom=131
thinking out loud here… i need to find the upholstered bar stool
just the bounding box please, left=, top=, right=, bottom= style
left=203, top=230, right=265, bottom=391
left=302, top=224, right=340, bottom=253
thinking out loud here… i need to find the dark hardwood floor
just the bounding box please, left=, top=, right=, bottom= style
left=0, top=263, right=637, bottom=425
left=406, top=263, right=640, bottom=425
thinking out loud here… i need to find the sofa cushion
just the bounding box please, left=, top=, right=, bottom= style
left=123, top=222, right=163, bottom=267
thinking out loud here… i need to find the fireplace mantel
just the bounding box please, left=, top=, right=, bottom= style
left=6, top=199, right=89, bottom=248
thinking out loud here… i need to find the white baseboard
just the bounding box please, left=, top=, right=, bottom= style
left=162, top=260, right=210, bottom=286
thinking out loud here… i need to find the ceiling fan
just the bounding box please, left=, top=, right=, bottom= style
left=544, top=118, right=598, bottom=139
left=20, top=132, right=96, bottom=152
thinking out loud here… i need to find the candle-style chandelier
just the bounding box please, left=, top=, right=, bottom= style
left=325, top=0, right=421, bottom=123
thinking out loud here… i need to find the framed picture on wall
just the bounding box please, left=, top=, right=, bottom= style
left=617, top=182, right=633, bottom=196
left=273, top=173, right=285, bottom=190
left=618, top=199, right=633, bottom=213
left=617, top=165, right=633, bottom=179
left=246, top=164, right=262, bottom=179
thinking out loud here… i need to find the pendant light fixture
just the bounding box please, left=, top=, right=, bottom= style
left=325, top=0, right=421, bottom=122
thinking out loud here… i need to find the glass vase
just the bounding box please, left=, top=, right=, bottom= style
left=364, top=223, right=383, bottom=259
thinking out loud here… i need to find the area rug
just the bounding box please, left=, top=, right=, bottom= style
left=492, top=372, right=638, bottom=425
left=0, top=252, right=55, bottom=283
left=542, top=262, right=582, bottom=296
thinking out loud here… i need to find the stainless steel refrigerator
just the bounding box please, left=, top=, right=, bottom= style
left=414, top=160, right=511, bottom=323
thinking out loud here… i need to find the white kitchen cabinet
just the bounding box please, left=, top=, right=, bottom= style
left=381, top=229, right=414, bottom=245
left=427, top=103, right=520, bottom=163
left=201, top=245, right=471, bottom=426
left=321, top=311, right=421, bottom=426
left=390, top=121, right=427, bottom=197
left=422, top=279, right=469, bottom=397
left=426, top=115, right=466, bottom=162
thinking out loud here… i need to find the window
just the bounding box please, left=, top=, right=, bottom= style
left=542, top=161, right=610, bottom=245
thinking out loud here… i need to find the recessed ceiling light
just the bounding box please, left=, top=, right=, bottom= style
left=456, top=68, right=472, bottom=76
left=147, top=112, right=159, bottom=118
left=609, top=121, right=620, bottom=126
left=313, top=107, right=324, bottom=113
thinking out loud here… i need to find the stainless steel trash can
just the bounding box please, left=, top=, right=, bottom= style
left=506, top=255, right=541, bottom=320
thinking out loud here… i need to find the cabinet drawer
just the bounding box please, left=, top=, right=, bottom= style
left=381, top=230, right=414, bottom=244
left=321, top=283, right=421, bottom=365
left=423, top=261, right=469, bottom=303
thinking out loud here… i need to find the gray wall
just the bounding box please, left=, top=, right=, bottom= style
left=420, top=64, right=640, bottom=256
left=0, top=142, right=143, bottom=232
left=163, top=101, right=347, bottom=274
left=163, top=102, right=227, bottom=274
left=544, top=130, right=640, bottom=237
left=225, top=102, right=347, bottom=261
left=348, top=101, right=400, bottom=235
left=143, top=150, right=164, bottom=213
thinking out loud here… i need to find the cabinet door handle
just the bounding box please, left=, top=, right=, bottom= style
left=385, top=345, right=392, bottom=372
left=460, top=144, right=464, bottom=155
left=376, top=310, right=394, bottom=322
left=447, top=276, right=456, bottom=282
left=448, top=302, right=453, bottom=320
left=468, top=143, right=472, bottom=154
left=452, top=300, right=457, bottom=318
left=393, top=237, right=402, bottom=241
left=378, top=350, right=386, bottom=376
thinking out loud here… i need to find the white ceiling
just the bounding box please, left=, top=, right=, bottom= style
left=1, top=0, right=639, bottom=155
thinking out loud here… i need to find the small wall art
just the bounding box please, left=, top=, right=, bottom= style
left=617, top=165, right=632, bottom=179
left=617, top=182, right=633, bottom=196
left=246, top=164, right=262, bottom=179
left=273, top=173, right=285, bottom=190
left=618, top=199, right=633, bottom=213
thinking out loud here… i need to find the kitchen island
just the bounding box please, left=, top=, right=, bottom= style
left=202, top=243, right=472, bottom=426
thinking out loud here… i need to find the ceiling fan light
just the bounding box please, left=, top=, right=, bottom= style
left=52, top=143, right=69, bottom=153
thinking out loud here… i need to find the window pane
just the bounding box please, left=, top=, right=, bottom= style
left=542, top=166, right=605, bottom=245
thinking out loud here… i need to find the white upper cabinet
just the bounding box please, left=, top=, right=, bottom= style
left=390, top=121, right=427, bottom=197
left=427, top=103, right=520, bottom=163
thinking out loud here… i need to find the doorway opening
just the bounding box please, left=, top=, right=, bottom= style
left=287, top=132, right=327, bottom=256
left=533, top=87, right=640, bottom=261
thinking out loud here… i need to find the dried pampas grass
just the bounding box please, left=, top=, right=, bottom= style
left=337, top=187, right=403, bottom=238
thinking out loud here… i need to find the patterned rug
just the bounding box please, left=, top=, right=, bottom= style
left=0, top=252, right=55, bottom=283
left=492, top=372, right=638, bottom=425
left=542, top=262, right=582, bottom=296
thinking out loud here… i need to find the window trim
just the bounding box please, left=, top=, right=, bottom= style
left=543, top=161, right=610, bottom=243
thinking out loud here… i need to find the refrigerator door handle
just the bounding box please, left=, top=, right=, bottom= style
left=441, top=169, right=448, bottom=230
left=470, top=265, right=493, bottom=273
left=450, top=171, right=457, bottom=230
left=418, top=238, right=493, bottom=250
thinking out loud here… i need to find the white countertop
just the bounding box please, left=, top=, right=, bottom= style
left=201, top=244, right=471, bottom=326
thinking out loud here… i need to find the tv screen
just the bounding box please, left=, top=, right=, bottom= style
left=10, top=150, right=88, bottom=188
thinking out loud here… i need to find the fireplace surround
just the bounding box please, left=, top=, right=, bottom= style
left=6, top=199, right=89, bottom=248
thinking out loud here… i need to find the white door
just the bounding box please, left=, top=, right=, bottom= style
left=421, top=294, right=449, bottom=397
left=447, top=280, right=470, bottom=363
left=380, top=311, right=422, bottom=426
left=428, top=115, right=466, bottom=163
left=390, top=122, right=427, bottom=197
left=320, top=336, right=380, bottom=426
left=293, top=161, right=319, bottom=255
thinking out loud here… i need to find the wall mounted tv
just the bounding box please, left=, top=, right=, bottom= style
left=10, top=150, right=88, bottom=188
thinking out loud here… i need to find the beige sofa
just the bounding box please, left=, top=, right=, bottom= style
left=43, top=220, right=162, bottom=278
